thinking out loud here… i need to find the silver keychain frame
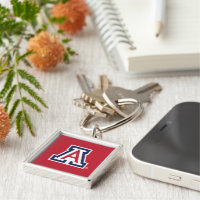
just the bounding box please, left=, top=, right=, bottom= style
left=23, top=130, right=122, bottom=188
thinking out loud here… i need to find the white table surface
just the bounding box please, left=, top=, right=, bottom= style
left=0, top=1, right=200, bottom=199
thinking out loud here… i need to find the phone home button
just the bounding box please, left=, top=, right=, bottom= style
left=168, top=174, right=181, bottom=181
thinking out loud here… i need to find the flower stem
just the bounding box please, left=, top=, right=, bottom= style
left=41, top=7, right=57, bottom=33
left=13, top=39, right=26, bottom=121
left=0, top=35, right=24, bottom=60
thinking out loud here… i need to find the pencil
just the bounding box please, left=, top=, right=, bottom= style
left=153, top=0, right=166, bottom=37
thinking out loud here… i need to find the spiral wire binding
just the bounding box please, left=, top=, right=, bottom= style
left=85, top=0, right=135, bottom=70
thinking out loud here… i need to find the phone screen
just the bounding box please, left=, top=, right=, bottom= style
left=132, top=102, right=200, bottom=175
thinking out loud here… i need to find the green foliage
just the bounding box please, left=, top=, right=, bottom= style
left=0, top=4, right=10, bottom=17
left=0, top=0, right=77, bottom=138
left=18, top=69, right=42, bottom=90
left=24, top=33, right=35, bottom=40
left=57, top=29, right=64, bottom=34
left=64, top=53, right=69, bottom=63
left=0, top=52, right=47, bottom=136
left=62, top=38, right=71, bottom=44
left=31, top=19, right=38, bottom=29
left=11, top=0, right=40, bottom=22
left=62, top=0, right=70, bottom=3
left=22, top=97, right=42, bottom=112
left=0, top=5, right=26, bottom=43
left=50, top=17, right=66, bottom=24
left=66, top=47, right=78, bottom=56
left=22, top=59, right=32, bottom=68
left=24, top=110, right=34, bottom=136
left=16, top=111, right=23, bottom=136
left=1, top=65, right=47, bottom=136
left=38, top=0, right=70, bottom=6
left=0, top=60, right=10, bottom=75
left=16, top=50, right=35, bottom=63
left=0, top=69, right=15, bottom=99
left=1, top=61, right=47, bottom=136
left=0, top=66, right=10, bottom=75
left=19, top=83, right=48, bottom=108
left=5, top=84, right=17, bottom=112
left=6, top=53, right=12, bottom=65
left=36, top=24, right=47, bottom=34
left=9, top=99, right=20, bottom=120
left=64, top=47, right=78, bottom=63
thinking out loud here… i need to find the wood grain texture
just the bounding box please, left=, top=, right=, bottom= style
left=0, top=1, right=200, bottom=199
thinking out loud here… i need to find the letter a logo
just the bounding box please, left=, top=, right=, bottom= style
left=49, top=145, right=92, bottom=168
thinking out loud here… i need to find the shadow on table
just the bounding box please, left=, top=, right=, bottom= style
left=92, top=157, right=125, bottom=189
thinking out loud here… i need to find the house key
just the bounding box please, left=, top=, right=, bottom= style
left=82, top=75, right=115, bottom=115
left=75, top=74, right=107, bottom=118
left=103, top=83, right=162, bottom=117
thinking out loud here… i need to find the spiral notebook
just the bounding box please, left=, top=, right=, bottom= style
left=86, top=0, right=200, bottom=76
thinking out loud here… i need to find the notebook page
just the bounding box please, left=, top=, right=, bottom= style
left=114, top=0, right=200, bottom=57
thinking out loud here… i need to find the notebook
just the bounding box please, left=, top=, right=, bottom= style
left=85, top=0, right=200, bottom=76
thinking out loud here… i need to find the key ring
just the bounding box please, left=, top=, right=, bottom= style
left=80, top=98, right=144, bottom=137
left=92, top=124, right=103, bottom=139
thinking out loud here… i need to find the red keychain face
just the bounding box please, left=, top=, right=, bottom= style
left=32, top=134, right=115, bottom=177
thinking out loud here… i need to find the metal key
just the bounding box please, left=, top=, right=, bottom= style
left=99, top=75, right=111, bottom=91
left=76, top=74, right=92, bottom=93
left=73, top=98, right=107, bottom=118
left=82, top=75, right=115, bottom=115
left=75, top=75, right=107, bottom=117
left=103, top=82, right=162, bottom=117
left=82, top=89, right=105, bottom=104
left=73, top=98, right=94, bottom=109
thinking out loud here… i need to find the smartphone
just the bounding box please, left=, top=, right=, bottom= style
left=129, top=102, right=200, bottom=191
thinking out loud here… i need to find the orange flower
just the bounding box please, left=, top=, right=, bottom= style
left=51, top=0, right=90, bottom=34
left=27, top=31, right=65, bottom=70
left=0, top=105, right=11, bottom=142
left=68, top=0, right=91, bottom=16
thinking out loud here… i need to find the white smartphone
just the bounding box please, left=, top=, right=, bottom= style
left=129, top=102, right=200, bottom=191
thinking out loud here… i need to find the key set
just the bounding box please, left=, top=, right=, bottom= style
left=73, top=74, right=162, bottom=137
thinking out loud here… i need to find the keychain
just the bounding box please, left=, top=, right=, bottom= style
left=23, top=74, right=161, bottom=188
left=23, top=99, right=141, bottom=188
left=23, top=98, right=143, bottom=188
left=23, top=130, right=122, bottom=188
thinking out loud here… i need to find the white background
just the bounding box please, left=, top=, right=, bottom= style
left=0, top=0, right=200, bottom=199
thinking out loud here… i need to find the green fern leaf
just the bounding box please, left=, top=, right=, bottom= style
left=64, top=53, right=69, bottom=63
left=62, top=38, right=71, bottom=43
left=0, top=69, right=15, bottom=99
left=57, top=29, right=64, bottom=34
left=18, top=69, right=42, bottom=90
left=9, top=99, right=20, bottom=119
left=19, top=83, right=48, bottom=108
left=37, top=0, right=69, bottom=5
left=24, top=110, right=34, bottom=136
left=5, top=84, right=17, bottom=112
left=11, top=0, right=40, bottom=21
left=62, top=0, right=70, bottom=3
left=17, top=50, right=34, bottom=63
left=16, top=111, right=23, bottom=136
left=22, top=97, right=41, bottom=112
left=22, top=0, right=29, bottom=20
left=22, top=59, right=32, bottom=68
left=36, top=24, right=47, bottom=34
left=50, top=17, right=66, bottom=24
left=31, top=19, right=38, bottom=29
left=66, top=47, right=78, bottom=56
left=11, top=0, right=22, bottom=17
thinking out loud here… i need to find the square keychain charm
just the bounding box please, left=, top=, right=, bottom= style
left=23, top=130, right=122, bottom=188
